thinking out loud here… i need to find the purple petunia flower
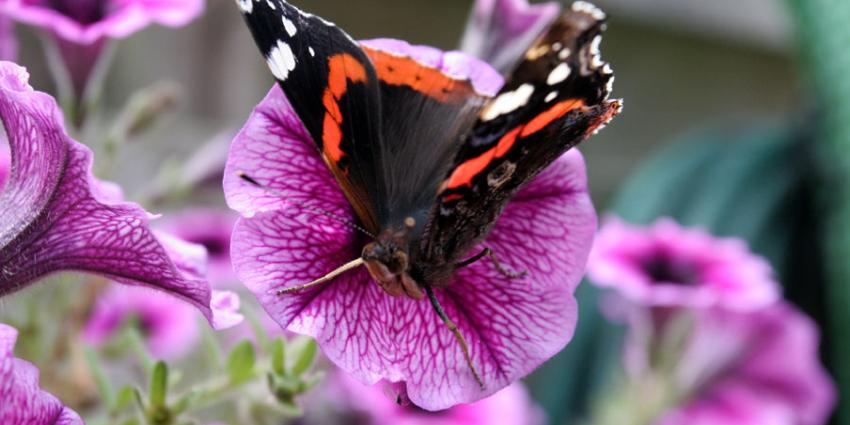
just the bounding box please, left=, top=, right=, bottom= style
left=653, top=303, right=836, bottom=425
left=224, top=42, right=596, bottom=409
left=83, top=285, right=197, bottom=360
left=83, top=284, right=238, bottom=359
left=0, top=0, right=203, bottom=44
left=588, top=217, right=780, bottom=311
left=158, top=208, right=238, bottom=286
left=0, top=61, right=238, bottom=330
left=0, top=323, right=83, bottom=425
left=460, top=0, right=561, bottom=74
left=318, top=373, right=545, bottom=425
left=0, top=0, right=203, bottom=99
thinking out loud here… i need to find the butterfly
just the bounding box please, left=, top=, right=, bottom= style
left=234, top=0, right=621, bottom=387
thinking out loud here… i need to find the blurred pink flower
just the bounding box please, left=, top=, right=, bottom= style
left=588, top=217, right=780, bottom=311
left=225, top=41, right=596, bottom=410
left=314, top=373, right=544, bottom=425
left=0, top=0, right=203, bottom=99
left=158, top=208, right=238, bottom=286
left=0, top=16, right=15, bottom=61
left=84, top=285, right=208, bottom=360
left=654, top=303, right=836, bottom=425
left=460, top=0, right=561, bottom=74
left=0, top=323, right=83, bottom=425
left=0, top=0, right=203, bottom=45
left=0, top=61, right=239, bottom=330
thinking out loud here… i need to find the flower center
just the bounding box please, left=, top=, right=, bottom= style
left=642, top=254, right=699, bottom=285
left=191, top=236, right=229, bottom=258
left=48, top=0, right=109, bottom=25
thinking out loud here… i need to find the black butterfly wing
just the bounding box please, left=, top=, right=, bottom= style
left=359, top=41, right=495, bottom=230
left=236, top=0, right=384, bottom=233
left=419, top=3, right=621, bottom=271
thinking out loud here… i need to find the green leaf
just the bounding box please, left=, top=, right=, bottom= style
left=226, top=341, right=257, bottom=385
left=288, top=337, right=317, bottom=377
left=300, top=371, right=325, bottom=393
left=786, top=2, right=850, bottom=423
left=115, top=386, right=137, bottom=412
left=270, top=338, right=286, bottom=376
left=171, top=390, right=201, bottom=416
left=149, top=362, right=169, bottom=409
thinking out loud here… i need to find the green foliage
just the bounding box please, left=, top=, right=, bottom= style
left=786, top=1, right=850, bottom=423
left=226, top=341, right=257, bottom=385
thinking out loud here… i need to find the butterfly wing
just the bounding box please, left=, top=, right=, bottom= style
left=359, top=40, right=499, bottom=230
left=236, top=0, right=384, bottom=233
left=419, top=3, right=621, bottom=269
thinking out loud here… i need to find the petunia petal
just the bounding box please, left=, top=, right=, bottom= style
left=661, top=303, right=836, bottom=425
left=0, top=323, right=84, bottom=425
left=0, top=0, right=205, bottom=45
left=361, top=38, right=504, bottom=96
left=0, top=61, right=234, bottom=329
left=588, top=217, right=780, bottom=311
left=0, top=15, right=15, bottom=61
left=157, top=208, right=239, bottom=286
left=224, top=86, right=351, bottom=219
left=0, top=138, right=8, bottom=188
left=83, top=285, right=201, bottom=359
left=229, top=86, right=595, bottom=409
left=459, top=0, right=561, bottom=74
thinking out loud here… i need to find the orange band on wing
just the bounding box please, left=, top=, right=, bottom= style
left=520, top=99, right=584, bottom=137
left=322, top=54, right=368, bottom=162
left=363, top=47, right=473, bottom=102
left=445, top=127, right=521, bottom=190
left=444, top=99, right=585, bottom=191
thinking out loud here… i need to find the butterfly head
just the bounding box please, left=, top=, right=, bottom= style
left=360, top=217, right=424, bottom=299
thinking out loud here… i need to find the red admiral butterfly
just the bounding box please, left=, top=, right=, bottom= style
left=235, top=0, right=620, bottom=387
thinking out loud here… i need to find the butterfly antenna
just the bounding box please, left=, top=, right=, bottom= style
left=424, top=286, right=485, bottom=390
left=237, top=171, right=377, bottom=239
left=277, top=257, right=364, bottom=295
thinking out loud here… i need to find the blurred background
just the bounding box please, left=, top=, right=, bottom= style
left=10, top=0, right=848, bottom=424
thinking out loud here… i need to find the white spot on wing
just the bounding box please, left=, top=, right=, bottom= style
left=558, top=49, right=571, bottom=60
left=572, top=1, right=606, bottom=20
left=267, top=40, right=297, bottom=81
left=236, top=0, right=253, bottom=13
left=283, top=16, right=297, bottom=36
left=545, top=91, right=558, bottom=103
left=590, top=35, right=604, bottom=68
left=547, top=63, right=571, bottom=85
left=308, top=46, right=315, bottom=57
left=481, top=84, right=535, bottom=121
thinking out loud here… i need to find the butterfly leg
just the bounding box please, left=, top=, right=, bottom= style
left=455, top=248, right=528, bottom=279
left=424, top=285, right=485, bottom=390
